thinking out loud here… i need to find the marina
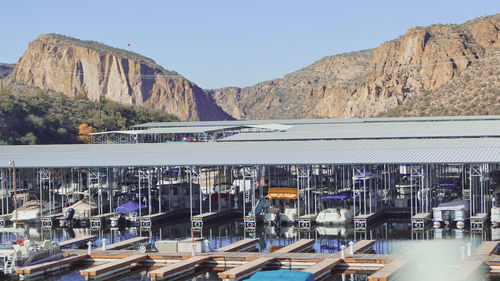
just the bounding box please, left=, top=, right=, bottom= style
left=0, top=116, right=498, bottom=280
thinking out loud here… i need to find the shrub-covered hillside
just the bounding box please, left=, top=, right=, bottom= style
left=0, top=80, right=178, bottom=145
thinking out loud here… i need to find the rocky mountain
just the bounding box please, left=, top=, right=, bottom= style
left=209, top=13, right=500, bottom=119
left=9, top=34, right=232, bottom=121
left=5, top=14, right=500, bottom=123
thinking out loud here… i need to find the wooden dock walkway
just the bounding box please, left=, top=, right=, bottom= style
left=89, top=212, right=115, bottom=229
left=303, top=258, right=341, bottom=279
left=472, top=241, right=499, bottom=259
left=354, top=209, right=385, bottom=232
left=16, top=239, right=498, bottom=281
left=274, top=239, right=314, bottom=253
left=139, top=208, right=187, bottom=229
left=41, top=212, right=65, bottom=228
left=148, top=256, right=210, bottom=281
left=368, top=259, right=408, bottom=281
left=16, top=254, right=88, bottom=278
left=411, top=213, right=431, bottom=231
left=459, top=260, right=486, bottom=281
left=58, top=235, right=96, bottom=248
left=80, top=254, right=148, bottom=280
left=218, top=257, right=274, bottom=280
left=106, top=236, right=149, bottom=250
left=215, top=238, right=259, bottom=252
left=347, top=240, right=376, bottom=254
left=191, top=210, right=234, bottom=231
left=471, top=213, right=488, bottom=232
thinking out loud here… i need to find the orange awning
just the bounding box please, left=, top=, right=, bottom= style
left=266, top=187, right=298, bottom=200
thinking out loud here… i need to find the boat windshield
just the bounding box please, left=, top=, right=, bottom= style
left=495, top=192, right=500, bottom=207
left=320, top=196, right=349, bottom=209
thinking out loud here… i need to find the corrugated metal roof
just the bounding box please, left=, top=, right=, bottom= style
left=131, top=115, right=500, bottom=129
left=0, top=138, right=498, bottom=168
left=90, top=126, right=242, bottom=136
left=220, top=120, right=500, bottom=141
left=245, top=124, right=293, bottom=131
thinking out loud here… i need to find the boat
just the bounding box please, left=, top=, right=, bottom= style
left=61, top=191, right=105, bottom=227
left=0, top=239, right=62, bottom=276
left=435, top=182, right=462, bottom=200
left=245, top=270, right=314, bottom=281
left=262, top=187, right=298, bottom=225
left=315, top=225, right=353, bottom=237
left=10, top=199, right=61, bottom=223
left=491, top=186, right=500, bottom=226
left=315, top=191, right=354, bottom=225
left=432, top=199, right=469, bottom=229
left=395, top=183, right=418, bottom=195
left=110, top=200, right=147, bottom=227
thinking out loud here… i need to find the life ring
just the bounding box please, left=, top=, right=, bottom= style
left=16, top=238, right=24, bottom=245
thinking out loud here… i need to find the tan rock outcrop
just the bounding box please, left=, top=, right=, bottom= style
left=210, top=13, right=500, bottom=119
left=12, top=34, right=231, bottom=121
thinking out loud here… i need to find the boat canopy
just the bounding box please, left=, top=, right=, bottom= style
left=116, top=201, right=147, bottom=214
left=245, top=270, right=314, bottom=281
left=266, top=187, right=297, bottom=200
left=437, top=182, right=459, bottom=189
left=320, top=191, right=352, bottom=200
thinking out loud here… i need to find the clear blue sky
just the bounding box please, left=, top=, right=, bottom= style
left=1, top=0, right=499, bottom=89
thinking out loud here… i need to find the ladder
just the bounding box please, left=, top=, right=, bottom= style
left=4, top=258, right=15, bottom=275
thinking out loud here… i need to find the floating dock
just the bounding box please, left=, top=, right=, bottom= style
left=303, top=258, right=342, bottom=279
left=106, top=236, right=149, bottom=250
left=296, top=214, right=316, bottom=230
left=347, top=240, right=376, bottom=254
left=80, top=254, right=148, bottom=280
left=368, top=259, right=409, bottom=281
left=16, top=254, right=89, bottom=279
left=218, top=257, right=274, bottom=280
left=58, top=235, right=96, bottom=249
left=41, top=213, right=64, bottom=228
left=215, top=238, right=259, bottom=252
left=354, top=210, right=385, bottom=232
left=148, top=256, right=210, bottom=281
left=470, top=213, right=488, bottom=232
left=139, top=209, right=186, bottom=229
left=89, top=212, right=116, bottom=229
left=191, top=210, right=234, bottom=231
left=411, top=213, right=431, bottom=231
left=12, top=238, right=500, bottom=281
left=274, top=239, right=315, bottom=253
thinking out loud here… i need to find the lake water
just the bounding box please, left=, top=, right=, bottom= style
left=0, top=218, right=496, bottom=280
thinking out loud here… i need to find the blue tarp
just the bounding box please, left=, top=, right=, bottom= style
left=115, top=201, right=147, bottom=214
left=245, top=270, right=314, bottom=281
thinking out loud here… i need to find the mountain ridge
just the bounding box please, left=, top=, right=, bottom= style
left=8, top=34, right=232, bottom=121
left=3, top=13, right=500, bottom=123
left=207, top=13, right=500, bottom=119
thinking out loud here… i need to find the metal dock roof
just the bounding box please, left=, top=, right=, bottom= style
left=130, top=115, right=500, bottom=129
left=220, top=120, right=500, bottom=141
left=0, top=138, right=499, bottom=168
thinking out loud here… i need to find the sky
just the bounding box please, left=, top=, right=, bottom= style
left=1, top=1, right=500, bottom=89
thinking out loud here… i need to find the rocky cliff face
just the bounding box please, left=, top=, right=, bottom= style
left=210, top=14, right=500, bottom=119
left=11, top=34, right=232, bottom=121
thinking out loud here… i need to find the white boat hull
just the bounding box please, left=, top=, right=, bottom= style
left=315, top=208, right=354, bottom=225
left=263, top=208, right=297, bottom=224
